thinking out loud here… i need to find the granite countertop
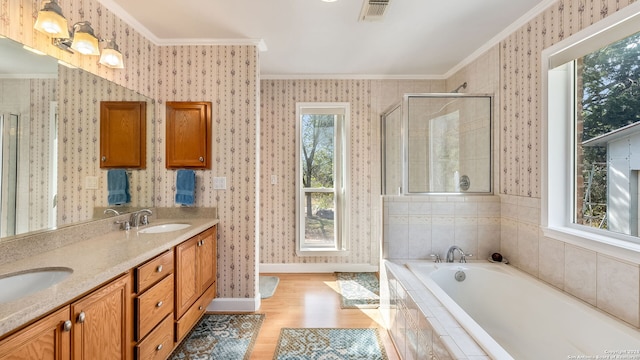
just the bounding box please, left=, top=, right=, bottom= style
left=0, top=217, right=218, bottom=338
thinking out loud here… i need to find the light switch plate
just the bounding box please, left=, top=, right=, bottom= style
left=213, top=177, right=226, bottom=190
left=85, top=176, right=99, bottom=190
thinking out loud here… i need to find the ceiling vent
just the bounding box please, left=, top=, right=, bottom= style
left=359, top=0, right=390, bottom=22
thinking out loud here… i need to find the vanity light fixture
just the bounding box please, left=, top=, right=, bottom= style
left=33, top=0, right=70, bottom=39
left=99, top=39, right=124, bottom=69
left=70, top=22, right=100, bottom=56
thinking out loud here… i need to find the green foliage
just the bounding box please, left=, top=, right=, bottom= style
left=579, top=31, right=640, bottom=228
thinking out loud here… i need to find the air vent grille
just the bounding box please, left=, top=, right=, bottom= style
left=359, top=0, right=390, bottom=21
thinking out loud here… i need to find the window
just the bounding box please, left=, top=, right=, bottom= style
left=544, top=4, right=640, bottom=250
left=295, top=103, right=350, bottom=255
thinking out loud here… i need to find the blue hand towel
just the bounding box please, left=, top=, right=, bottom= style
left=107, top=169, right=130, bottom=205
left=175, top=170, right=196, bottom=206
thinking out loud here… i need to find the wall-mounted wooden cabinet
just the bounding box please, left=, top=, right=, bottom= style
left=100, top=101, right=146, bottom=169
left=166, top=102, right=212, bottom=169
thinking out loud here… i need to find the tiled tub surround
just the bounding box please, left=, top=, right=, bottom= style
left=0, top=210, right=217, bottom=337
left=383, top=260, right=640, bottom=360
left=382, top=261, right=489, bottom=360
left=383, top=195, right=502, bottom=261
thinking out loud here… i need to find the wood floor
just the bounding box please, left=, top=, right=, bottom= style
left=249, top=273, right=400, bottom=359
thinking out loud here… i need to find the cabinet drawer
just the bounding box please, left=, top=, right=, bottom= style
left=136, top=315, right=173, bottom=360
left=136, top=274, right=174, bottom=340
left=136, top=250, right=174, bottom=293
left=175, top=282, right=216, bottom=342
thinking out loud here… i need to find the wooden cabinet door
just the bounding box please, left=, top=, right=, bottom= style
left=100, top=101, right=146, bottom=169
left=0, top=307, right=71, bottom=360
left=165, top=102, right=211, bottom=169
left=197, top=226, right=217, bottom=292
left=70, top=273, right=132, bottom=360
left=174, top=236, right=200, bottom=318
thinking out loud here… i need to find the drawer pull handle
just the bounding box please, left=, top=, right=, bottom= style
left=63, top=320, right=72, bottom=332
left=156, top=301, right=163, bottom=308
left=156, top=265, right=163, bottom=273
left=156, top=344, right=163, bottom=351
left=198, top=305, right=203, bottom=311
left=77, top=311, right=86, bottom=324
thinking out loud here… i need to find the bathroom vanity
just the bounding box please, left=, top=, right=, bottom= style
left=0, top=216, right=218, bottom=360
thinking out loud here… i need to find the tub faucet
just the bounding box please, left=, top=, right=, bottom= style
left=446, top=245, right=471, bottom=263
left=130, top=209, right=153, bottom=227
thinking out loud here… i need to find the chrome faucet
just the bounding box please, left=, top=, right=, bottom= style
left=446, top=245, right=471, bottom=263
left=103, top=208, right=120, bottom=216
left=130, top=209, right=153, bottom=227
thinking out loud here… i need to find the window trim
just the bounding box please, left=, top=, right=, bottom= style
left=542, top=2, right=640, bottom=262
left=295, top=102, right=350, bottom=256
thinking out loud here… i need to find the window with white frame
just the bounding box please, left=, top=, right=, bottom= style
left=295, top=103, right=350, bottom=255
left=544, top=4, right=640, bottom=248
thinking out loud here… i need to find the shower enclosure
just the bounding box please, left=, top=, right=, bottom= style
left=382, top=93, right=492, bottom=195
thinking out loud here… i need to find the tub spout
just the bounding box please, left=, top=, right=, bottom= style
left=446, top=245, right=471, bottom=263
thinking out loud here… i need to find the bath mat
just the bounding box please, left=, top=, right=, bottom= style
left=273, top=328, right=388, bottom=360
left=336, top=272, right=380, bottom=308
left=168, top=313, right=264, bottom=360
left=259, top=275, right=280, bottom=299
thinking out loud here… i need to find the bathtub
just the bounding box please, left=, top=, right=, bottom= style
left=404, top=261, right=640, bottom=360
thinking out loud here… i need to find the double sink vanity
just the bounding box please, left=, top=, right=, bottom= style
left=0, top=209, right=218, bottom=360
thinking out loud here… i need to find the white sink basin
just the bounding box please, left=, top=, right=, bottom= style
left=0, top=267, right=73, bottom=304
left=138, top=223, right=191, bottom=234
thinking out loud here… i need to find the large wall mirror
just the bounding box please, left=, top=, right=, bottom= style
left=0, top=37, right=154, bottom=239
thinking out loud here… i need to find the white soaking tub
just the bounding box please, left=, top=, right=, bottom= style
left=405, top=261, right=640, bottom=360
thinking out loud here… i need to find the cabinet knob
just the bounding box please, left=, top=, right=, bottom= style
left=63, top=320, right=72, bottom=332
left=156, top=265, right=163, bottom=273
left=77, top=311, right=86, bottom=324
left=199, top=156, right=204, bottom=162
left=101, top=156, right=106, bottom=162
left=156, top=301, right=163, bottom=308
left=198, top=305, right=203, bottom=311
left=156, top=344, right=163, bottom=351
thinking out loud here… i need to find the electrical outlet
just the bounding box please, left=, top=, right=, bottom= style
left=213, top=177, right=226, bottom=190
left=85, top=176, right=98, bottom=190
left=271, top=175, right=277, bottom=185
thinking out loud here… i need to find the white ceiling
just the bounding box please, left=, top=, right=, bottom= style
left=100, top=0, right=550, bottom=78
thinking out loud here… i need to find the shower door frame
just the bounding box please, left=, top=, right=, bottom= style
left=381, top=93, right=494, bottom=196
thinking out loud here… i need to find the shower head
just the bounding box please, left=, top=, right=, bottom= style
left=451, top=82, right=468, bottom=93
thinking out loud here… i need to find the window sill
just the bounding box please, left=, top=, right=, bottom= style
left=543, top=226, right=640, bottom=264
left=296, top=248, right=350, bottom=257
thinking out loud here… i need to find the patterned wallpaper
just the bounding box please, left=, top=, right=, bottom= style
left=259, top=80, right=375, bottom=265
left=29, top=78, right=57, bottom=232
left=260, top=79, right=445, bottom=266
left=57, top=66, right=154, bottom=225
left=153, top=45, right=259, bottom=299
left=499, top=0, right=637, bottom=198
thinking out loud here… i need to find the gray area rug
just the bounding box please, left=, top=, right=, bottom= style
left=336, top=272, right=380, bottom=309
left=168, top=313, right=264, bottom=360
left=259, top=275, right=280, bottom=299
left=273, top=328, right=388, bottom=360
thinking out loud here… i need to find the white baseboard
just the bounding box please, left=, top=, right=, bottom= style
left=260, top=263, right=379, bottom=273
left=207, top=297, right=261, bottom=312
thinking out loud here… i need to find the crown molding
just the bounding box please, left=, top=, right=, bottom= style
left=443, top=0, right=556, bottom=79
left=97, top=0, right=267, bottom=51
left=99, top=0, right=555, bottom=78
